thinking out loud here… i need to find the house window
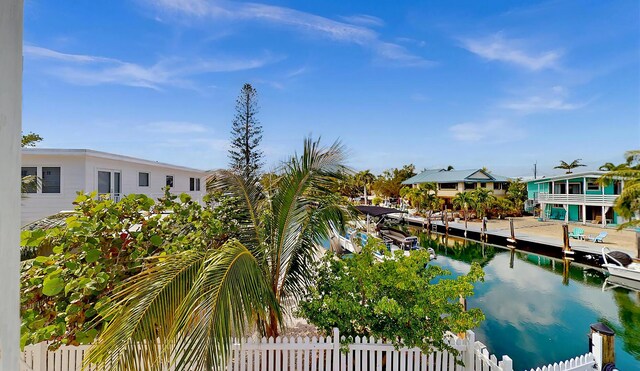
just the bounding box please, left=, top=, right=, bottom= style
left=480, top=183, right=486, bottom=188
left=139, top=172, right=149, bottom=187
left=464, top=182, right=477, bottom=190
left=494, top=182, right=507, bottom=190
left=439, top=183, right=457, bottom=190
left=190, top=177, right=202, bottom=191
left=42, top=167, right=61, bottom=193
left=21, top=167, right=37, bottom=193
left=587, top=181, right=600, bottom=191
left=166, top=175, right=174, bottom=188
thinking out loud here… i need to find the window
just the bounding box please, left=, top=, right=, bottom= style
left=21, top=167, right=37, bottom=193
left=190, top=177, right=202, bottom=191
left=480, top=183, right=487, bottom=188
left=139, top=172, right=149, bottom=187
left=42, top=167, right=61, bottom=193
left=494, top=182, right=508, bottom=190
left=190, top=177, right=201, bottom=191
left=464, top=182, right=477, bottom=190
left=98, top=171, right=111, bottom=194
left=439, top=183, right=457, bottom=190
left=587, top=180, right=600, bottom=191
left=166, top=175, right=174, bottom=188
left=568, top=183, right=582, bottom=194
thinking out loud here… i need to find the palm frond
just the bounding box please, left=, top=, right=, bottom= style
left=85, top=241, right=277, bottom=371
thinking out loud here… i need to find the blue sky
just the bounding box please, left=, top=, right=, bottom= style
left=23, top=0, right=639, bottom=176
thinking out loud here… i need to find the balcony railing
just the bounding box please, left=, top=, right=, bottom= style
left=536, top=192, right=617, bottom=206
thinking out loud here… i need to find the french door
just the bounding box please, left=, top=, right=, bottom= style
left=98, top=170, right=122, bottom=200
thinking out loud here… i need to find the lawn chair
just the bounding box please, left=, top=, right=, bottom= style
left=568, top=228, right=585, bottom=240
left=587, top=231, right=608, bottom=243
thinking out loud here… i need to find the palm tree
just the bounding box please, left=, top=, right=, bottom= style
left=599, top=162, right=628, bottom=171
left=599, top=150, right=640, bottom=229
left=445, top=165, right=454, bottom=171
left=355, top=170, right=376, bottom=205
left=85, top=138, right=353, bottom=370
left=554, top=159, right=586, bottom=174
left=471, top=188, right=496, bottom=219
left=452, top=191, right=475, bottom=230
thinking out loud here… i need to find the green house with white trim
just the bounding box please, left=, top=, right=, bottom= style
left=525, top=171, right=624, bottom=226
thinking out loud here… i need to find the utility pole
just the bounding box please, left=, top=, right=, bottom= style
left=534, top=162, right=537, bottom=180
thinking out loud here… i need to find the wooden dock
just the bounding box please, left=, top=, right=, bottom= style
left=388, top=214, right=612, bottom=264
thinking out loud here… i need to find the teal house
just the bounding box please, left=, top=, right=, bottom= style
left=525, top=171, right=624, bottom=227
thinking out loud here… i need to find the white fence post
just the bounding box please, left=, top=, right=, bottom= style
left=332, top=328, right=339, bottom=371
left=32, top=342, right=47, bottom=371
left=592, top=332, right=603, bottom=371
left=465, top=330, right=475, bottom=369
left=499, top=355, right=513, bottom=371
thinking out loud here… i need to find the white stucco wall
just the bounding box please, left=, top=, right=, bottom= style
left=21, top=151, right=208, bottom=225
left=0, top=0, right=22, bottom=369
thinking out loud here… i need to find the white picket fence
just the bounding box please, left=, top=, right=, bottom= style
left=21, top=328, right=600, bottom=371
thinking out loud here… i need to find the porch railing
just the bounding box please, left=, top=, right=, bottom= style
left=537, top=193, right=617, bottom=206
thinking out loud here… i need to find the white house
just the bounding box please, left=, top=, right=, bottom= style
left=21, top=148, right=209, bottom=226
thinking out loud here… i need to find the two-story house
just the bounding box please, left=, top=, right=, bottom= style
left=402, top=169, right=511, bottom=208
left=21, top=148, right=209, bottom=226
left=526, top=171, right=624, bottom=226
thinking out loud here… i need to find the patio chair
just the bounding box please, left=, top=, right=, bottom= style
left=568, top=228, right=585, bottom=240
left=587, top=232, right=608, bottom=243
left=592, top=216, right=602, bottom=225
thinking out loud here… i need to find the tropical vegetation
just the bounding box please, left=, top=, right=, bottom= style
left=599, top=150, right=640, bottom=229
left=452, top=191, right=475, bottom=229
left=298, top=239, right=485, bottom=356
left=554, top=159, right=586, bottom=174
left=80, top=138, right=353, bottom=370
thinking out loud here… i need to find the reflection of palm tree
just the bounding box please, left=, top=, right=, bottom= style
left=86, top=138, right=352, bottom=369
left=602, top=289, right=640, bottom=360
left=554, top=159, right=586, bottom=174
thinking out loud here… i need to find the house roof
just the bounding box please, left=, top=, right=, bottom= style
left=527, top=171, right=607, bottom=184
left=402, top=169, right=510, bottom=185
left=354, top=205, right=406, bottom=217
left=22, top=148, right=208, bottom=174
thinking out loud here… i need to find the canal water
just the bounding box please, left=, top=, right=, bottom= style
left=415, top=231, right=639, bottom=370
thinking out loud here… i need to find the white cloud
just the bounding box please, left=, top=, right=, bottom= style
left=449, top=119, right=525, bottom=143
left=501, top=85, right=586, bottom=113
left=460, top=33, right=561, bottom=71
left=140, top=121, right=208, bottom=134
left=338, top=14, right=385, bottom=27
left=148, top=0, right=431, bottom=67
left=24, top=45, right=279, bottom=89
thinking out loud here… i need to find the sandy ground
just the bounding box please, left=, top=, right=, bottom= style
left=464, top=216, right=638, bottom=254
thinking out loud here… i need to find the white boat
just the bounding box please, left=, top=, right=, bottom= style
left=601, top=247, right=640, bottom=282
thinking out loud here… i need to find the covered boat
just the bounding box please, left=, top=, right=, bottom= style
left=601, top=248, right=640, bottom=282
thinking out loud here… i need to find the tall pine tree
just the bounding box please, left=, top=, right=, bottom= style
left=229, top=83, right=263, bottom=178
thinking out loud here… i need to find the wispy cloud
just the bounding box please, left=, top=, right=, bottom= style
left=460, top=33, right=561, bottom=70
left=501, top=86, right=586, bottom=113
left=339, top=14, right=385, bottom=27
left=449, top=120, right=525, bottom=143
left=148, top=0, right=431, bottom=67
left=24, top=44, right=279, bottom=89
left=139, top=121, right=208, bottom=133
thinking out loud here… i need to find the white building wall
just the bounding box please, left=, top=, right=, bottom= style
left=21, top=154, right=86, bottom=226
left=21, top=151, right=208, bottom=226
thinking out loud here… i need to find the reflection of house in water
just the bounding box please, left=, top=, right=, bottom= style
left=417, top=232, right=499, bottom=267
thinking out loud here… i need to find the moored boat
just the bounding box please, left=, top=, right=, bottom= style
left=601, top=247, right=640, bottom=282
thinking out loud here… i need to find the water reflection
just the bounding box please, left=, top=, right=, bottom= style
left=413, top=230, right=640, bottom=370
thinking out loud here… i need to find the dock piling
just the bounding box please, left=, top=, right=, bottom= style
left=507, top=217, right=516, bottom=244
left=590, top=322, right=616, bottom=370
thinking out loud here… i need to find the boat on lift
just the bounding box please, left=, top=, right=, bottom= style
left=601, top=247, right=640, bottom=282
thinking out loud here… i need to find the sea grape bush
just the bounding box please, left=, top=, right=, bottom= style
left=298, top=240, right=485, bottom=356
left=20, top=190, right=232, bottom=349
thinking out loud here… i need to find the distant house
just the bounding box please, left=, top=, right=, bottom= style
left=402, top=169, right=511, bottom=208
left=21, top=148, right=208, bottom=226
left=525, top=171, right=624, bottom=226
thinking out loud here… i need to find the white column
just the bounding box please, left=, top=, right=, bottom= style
left=582, top=204, right=587, bottom=225
left=0, top=0, right=23, bottom=369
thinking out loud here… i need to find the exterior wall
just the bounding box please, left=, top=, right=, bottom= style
left=83, top=156, right=206, bottom=201
left=0, top=0, right=22, bottom=368
left=21, top=152, right=208, bottom=226
left=21, top=154, right=86, bottom=226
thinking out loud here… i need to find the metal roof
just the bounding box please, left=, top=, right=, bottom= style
left=22, top=148, right=208, bottom=174
left=402, top=169, right=510, bottom=185
left=527, top=171, right=607, bottom=184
